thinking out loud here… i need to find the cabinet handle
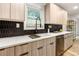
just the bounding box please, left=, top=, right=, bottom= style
left=20, top=43, right=29, bottom=46
left=50, top=42, right=54, bottom=45
left=0, top=48, right=5, bottom=51
left=38, top=46, right=43, bottom=50
left=20, top=52, right=29, bottom=56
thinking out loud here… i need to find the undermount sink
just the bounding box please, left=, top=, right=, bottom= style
left=37, top=33, right=51, bottom=37
left=52, top=31, right=62, bottom=33
left=29, top=34, right=40, bottom=39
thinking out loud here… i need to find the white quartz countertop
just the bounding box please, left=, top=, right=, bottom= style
left=0, top=31, right=71, bottom=49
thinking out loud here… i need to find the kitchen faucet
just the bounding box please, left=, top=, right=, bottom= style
left=35, top=16, right=41, bottom=33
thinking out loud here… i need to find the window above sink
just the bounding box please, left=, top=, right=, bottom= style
left=24, top=3, right=45, bottom=30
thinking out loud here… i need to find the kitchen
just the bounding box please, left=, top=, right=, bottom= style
left=0, top=3, right=77, bottom=56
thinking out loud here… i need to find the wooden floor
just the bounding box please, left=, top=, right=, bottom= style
left=63, top=39, right=79, bottom=56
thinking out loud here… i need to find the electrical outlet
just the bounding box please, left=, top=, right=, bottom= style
left=16, top=23, right=20, bottom=28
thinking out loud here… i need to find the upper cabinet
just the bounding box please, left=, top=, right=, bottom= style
left=11, top=3, right=25, bottom=22
left=45, top=3, right=68, bottom=25
left=0, top=3, right=10, bottom=21
left=0, top=3, right=24, bottom=22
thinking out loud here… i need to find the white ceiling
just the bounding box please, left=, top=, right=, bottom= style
left=56, top=3, right=79, bottom=19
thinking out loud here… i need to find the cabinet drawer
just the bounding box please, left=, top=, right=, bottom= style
left=6, top=47, right=15, bottom=56
left=31, top=40, right=46, bottom=56
left=46, top=37, right=56, bottom=45
left=15, top=43, right=31, bottom=56
left=64, top=33, right=73, bottom=39
left=0, top=47, right=14, bottom=56
left=0, top=48, right=6, bottom=56
left=21, top=43, right=31, bottom=53
left=31, top=46, right=46, bottom=56
left=31, top=40, right=44, bottom=49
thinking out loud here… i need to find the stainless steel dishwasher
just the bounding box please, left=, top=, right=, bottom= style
left=56, top=35, right=64, bottom=56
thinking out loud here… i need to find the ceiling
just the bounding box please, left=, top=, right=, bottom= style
left=56, top=3, right=79, bottom=19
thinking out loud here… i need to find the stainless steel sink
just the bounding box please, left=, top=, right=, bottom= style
left=29, top=34, right=40, bottom=39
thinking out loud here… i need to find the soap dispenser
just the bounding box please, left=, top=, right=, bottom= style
left=48, top=25, right=52, bottom=33
left=48, top=28, right=50, bottom=33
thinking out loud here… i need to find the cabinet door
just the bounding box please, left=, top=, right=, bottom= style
left=64, top=38, right=69, bottom=50
left=0, top=3, right=10, bottom=20
left=50, top=4, right=57, bottom=24
left=15, top=43, right=31, bottom=56
left=46, top=42, right=56, bottom=56
left=46, top=37, right=56, bottom=56
left=31, top=40, right=46, bottom=56
left=64, top=34, right=73, bottom=51
left=0, top=47, right=14, bottom=56
left=45, top=4, right=50, bottom=24
left=45, top=3, right=67, bottom=25
left=11, top=3, right=24, bottom=22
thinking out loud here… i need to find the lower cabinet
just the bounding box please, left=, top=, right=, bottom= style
left=15, top=43, right=31, bottom=56
left=64, top=33, right=74, bottom=51
left=31, top=37, right=56, bottom=56
left=0, top=37, right=56, bottom=56
left=0, top=47, right=14, bottom=56
left=0, top=33, right=73, bottom=56
left=46, top=37, right=56, bottom=56
left=31, top=40, right=46, bottom=56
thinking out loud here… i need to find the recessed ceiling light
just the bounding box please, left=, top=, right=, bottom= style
left=73, top=6, right=78, bottom=10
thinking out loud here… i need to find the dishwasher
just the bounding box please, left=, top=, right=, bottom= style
left=56, top=35, right=64, bottom=56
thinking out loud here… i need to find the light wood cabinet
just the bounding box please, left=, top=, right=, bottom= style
left=45, top=3, right=68, bottom=30
left=11, top=3, right=24, bottom=22
left=0, top=3, right=10, bottom=20
left=0, top=37, right=56, bottom=56
left=46, top=37, right=56, bottom=56
left=50, top=3, right=60, bottom=24
left=45, top=4, right=50, bottom=24
left=31, top=40, right=46, bottom=56
left=64, top=33, right=74, bottom=51
left=0, top=49, right=6, bottom=56
left=31, top=46, right=46, bottom=56
left=0, top=3, right=24, bottom=22
left=15, top=43, right=31, bottom=56
left=31, top=37, right=56, bottom=56
left=0, top=33, right=73, bottom=56
left=0, top=47, right=14, bottom=56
